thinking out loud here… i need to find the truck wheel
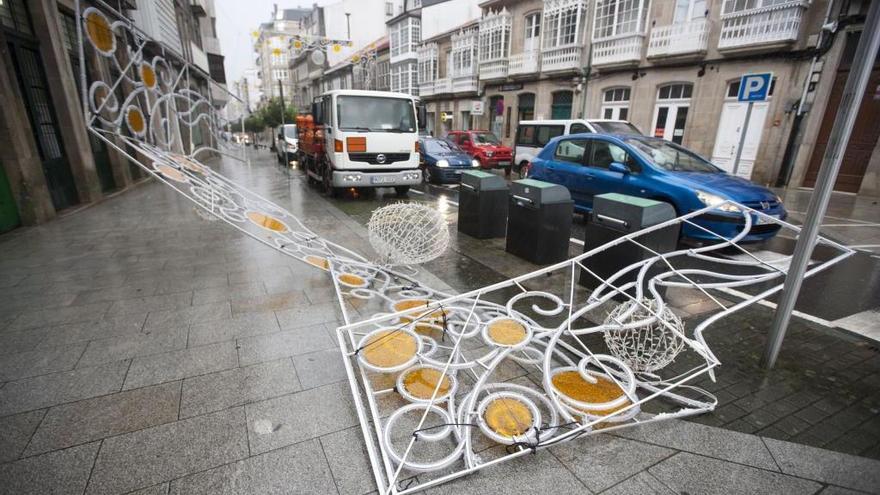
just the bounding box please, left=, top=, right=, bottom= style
left=322, top=165, right=342, bottom=198
left=394, top=186, right=410, bottom=196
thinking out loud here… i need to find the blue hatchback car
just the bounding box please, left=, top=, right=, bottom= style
left=419, top=137, right=479, bottom=184
left=529, top=134, right=786, bottom=243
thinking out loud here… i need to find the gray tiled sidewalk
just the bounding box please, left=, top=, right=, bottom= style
left=0, top=151, right=878, bottom=494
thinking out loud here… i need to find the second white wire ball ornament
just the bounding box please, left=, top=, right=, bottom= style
left=367, top=203, right=450, bottom=265
left=602, top=298, right=686, bottom=374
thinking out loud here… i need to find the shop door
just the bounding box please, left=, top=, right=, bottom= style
left=551, top=91, right=573, bottom=119
left=803, top=31, right=880, bottom=192
left=711, top=101, right=769, bottom=179
left=0, top=163, right=21, bottom=233
left=490, top=96, right=504, bottom=136
left=652, top=83, right=692, bottom=144
left=8, top=40, right=79, bottom=210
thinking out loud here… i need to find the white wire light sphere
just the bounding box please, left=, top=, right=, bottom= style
left=368, top=202, right=450, bottom=265
left=602, top=298, right=685, bottom=374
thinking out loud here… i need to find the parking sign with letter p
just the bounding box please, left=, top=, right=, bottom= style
left=738, top=73, right=773, bottom=102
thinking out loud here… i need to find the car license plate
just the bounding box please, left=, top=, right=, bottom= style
left=497, top=161, right=511, bottom=166
left=370, top=176, right=396, bottom=184
left=454, top=170, right=462, bottom=175
left=756, top=214, right=780, bottom=225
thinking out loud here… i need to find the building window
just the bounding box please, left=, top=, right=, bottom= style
left=653, top=83, right=692, bottom=144
left=386, top=1, right=394, bottom=15
left=391, top=61, right=418, bottom=95
left=451, top=30, right=477, bottom=77
left=391, top=17, right=421, bottom=58
left=272, top=69, right=289, bottom=81
left=551, top=91, right=573, bottom=119
left=543, top=0, right=586, bottom=49
left=479, top=9, right=511, bottom=61
left=601, top=87, right=630, bottom=120
left=524, top=13, right=541, bottom=51
left=208, top=54, right=227, bottom=83
left=418, top=44, right=438, bottom=83
left=0, top=0, right=34, bottom=35
left=375, top=60, right=391, bottom=90
left=518, top=92, right=535, bottom=122
left=593, top=0, right=648, bottom=40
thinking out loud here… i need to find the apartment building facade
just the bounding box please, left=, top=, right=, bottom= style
left=407, top=0, right=878, bottom=194
left=1, top=0, right=229, bottom=232
left=254, top=6, right=311, bottom=102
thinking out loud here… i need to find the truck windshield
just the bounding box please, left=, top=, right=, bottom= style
left=337, top=96, right=416, bottom=133
left=625, top=138, right=720, bottom=173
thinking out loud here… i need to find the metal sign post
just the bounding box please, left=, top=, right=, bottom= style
left=732, top=73, right=772, bottom=177
left=763, top=1, right=880, bottom=369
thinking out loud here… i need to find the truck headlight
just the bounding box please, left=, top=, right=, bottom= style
left=471, top=159, right=480, bottom=168
left=342, top=174, right=363, bottom=182
left=696, top=190, right=740, bottom=213
left=436, top=160, right=449, bottom=168
left=403, top=172, right=420, bottom=180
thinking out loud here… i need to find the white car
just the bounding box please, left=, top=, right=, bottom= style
left=276, top=124, right=298, bottom=164
left=514, top=119, right=642, bottom=177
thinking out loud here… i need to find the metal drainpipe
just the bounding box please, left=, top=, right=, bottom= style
left=580, top=2, right=596, bottom=119
left=775, top=0, right=838, bottom=187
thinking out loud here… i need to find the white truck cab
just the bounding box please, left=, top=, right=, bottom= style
left=310, top=90, right=425, bottom=195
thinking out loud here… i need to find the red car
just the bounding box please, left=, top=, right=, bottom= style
left=445, top=130, right=513, bottom=171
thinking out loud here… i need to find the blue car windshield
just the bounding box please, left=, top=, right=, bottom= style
left=625, top=138, right=720, bottom=173
left=425, top=139, right=463, bottom=154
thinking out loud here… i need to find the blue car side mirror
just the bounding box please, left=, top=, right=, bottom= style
left=609, top=161, right=630, bottom=174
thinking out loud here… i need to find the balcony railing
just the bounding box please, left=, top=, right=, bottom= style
left=647, top=19, right=710, bottom=58
left=479, top=58, right=508, bottom=80
left=434, top=78, right=452, bottom=94
left=718, top=1, right=807, bottom=50
left=541, top=44, right=582, bottom=72
left=452, top=75, right=478, bottom=93
left=592, top=34, right=644, bottom=66
left=419, top=81, right=436, bottom=97
left=508, top=50, right=540, bottom=76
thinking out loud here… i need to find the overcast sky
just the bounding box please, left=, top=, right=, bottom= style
left=215, top=0, right=338, bottom=86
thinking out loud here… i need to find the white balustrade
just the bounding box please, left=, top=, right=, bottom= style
left=541, top=44, right=583, bottom=72
left=433, top=78, right=452, bottom=94
left=479, top=59, right=508, bottom=80
left=647, top=18, right=709, bottom=57
left=508, top=50, right=540, bottom=76
left=591, top=34, right=644, bottom=66
left=452, top=75, right=478, bottom=93
left=718, top=1, right=807, bottom=50
left=418, top=81, right=435, bottom=97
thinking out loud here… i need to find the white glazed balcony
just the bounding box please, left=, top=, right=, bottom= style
left=541, top=44, right=582, bottom=72
left=479, top=58, right=508, bottom=80
left=508, top=50, right=540, bottom=76
left=452, top=75, right=478, bottom=93
left=647, top=19, right=710, bottom=58
left=591, top=34, right=644, bottom=66
left=718, top=1, right=807, bottom=50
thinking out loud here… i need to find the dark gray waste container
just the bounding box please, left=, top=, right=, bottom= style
left=578, top=193, right=679, bottom=300
left=458, top=171, right=509, bottom=239
left=505, top=179, right=573, bottom=264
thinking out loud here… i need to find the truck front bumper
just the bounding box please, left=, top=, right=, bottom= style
left=331, top=170, right=422, bottom=188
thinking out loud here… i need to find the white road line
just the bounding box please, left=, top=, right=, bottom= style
left=820, top=223, right=880, bottom=228
left=717, top=287, right=833, bottom=328
left=409, top=189, right=425, bottom=195
left=788, top=211, right=878, bottom=225
left=569, top=238, right=584, bottom=246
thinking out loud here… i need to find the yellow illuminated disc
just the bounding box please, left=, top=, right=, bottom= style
left=487, top=319, right=527, bottom=346
left=251, top=30, right=259, bottom=38
left=484, top=398, right=532, bottom=438
left=401, top=367, right=451, bottom=401
left=126, top=107, right=145, bottom=135
left=552, top=371, right=630, bottom=417
left=85, top=10, right=115, bottom=54
left=332, top=44, right=341, bottom=53
left=361, top=330, right=418, bottom=369
left=305, top=255, right=330, bottom=270
left=393, top=299, right=447, bottom=320
left=293, top=40, right=303, bottom=49
left=246, top=211, right=289, bottom=233
left=140, top=63, right=157, bottom=88
left=337, top=273, right=366, bottom=287
left=351, top=55, right=361, bottom=63
left=272, top=47, right=283, bottom=56
left=155, top=164, right=187, bottom=183
left=170, top=154, right=204, bottom=174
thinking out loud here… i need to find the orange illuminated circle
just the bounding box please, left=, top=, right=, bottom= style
left=170, top=154, right=205, bottom=174
left=337, top=273, right=367, bottom=287
left=126, top=107, right=146, bottom=136
left=399, top=366, right=452, bottom=402
left=486, top=319, right=528, bottom=346
left=140, top=63, right=157, bottom=89
left=483, top=397, right=533, bottom=438
left=293, top=40, right=303, bottom=49
left=85, top=9, right=115, bottom=55
left=392, top=299, right=447, bottom=322
left=154, top=164, right=187, bottom=183
left=551, top=371, right=631, bottom=417
left=305, top=255, right=330, bottom=270
left=359, top=329, right=419, bottom=371
left=246, top=211, right=289, bottom=233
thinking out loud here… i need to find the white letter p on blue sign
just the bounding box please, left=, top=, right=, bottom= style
left=738, top=73, right=773, bottom=102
